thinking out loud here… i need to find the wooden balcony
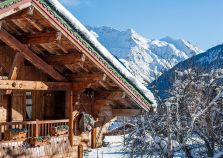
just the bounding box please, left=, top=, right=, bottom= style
left=0, top=119, right=87, bottom=158
left=0, top=119, right=69, bottom=142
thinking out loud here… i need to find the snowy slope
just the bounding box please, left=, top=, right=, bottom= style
left=88, top=26, right=202, bottom=85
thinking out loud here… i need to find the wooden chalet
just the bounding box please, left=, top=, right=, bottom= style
left=0, top=0, right=155, bottom=157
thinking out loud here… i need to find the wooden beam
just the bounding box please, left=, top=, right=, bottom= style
left=98, top=81, right=110, bottom=90
left=0, top=28, right=66, bottom=81
left=95, top=91, right=126, bottom=101
left=67, top=90, right=74, bottom=146
left=25, top=17, right=43, bottom=31
left=6, top=53, right=24, bottom=94
left=8, top=53, right=24, bottom=80
left=19, top=31, right=59, bottom=44
left=0, top=0, right=32, bottom=20
left=5, top=7, right=39, bottom=32
left=42, top=53, right=88, bottom=65
left=0, top=80, right=71, bottom=91
left=0, top=21, right=3, bottom=30
left=71, top=73, right=108, bottom=91
left=93, top=100, right=114, bottom=118
left=68, top=73, right=106, bottom=82
left=112, top=109, right=141, bottom=117
left=72, top=80, right=93, bottom=92
left=70, top=73, right=107, bottom=91
left=4, top=6, right=34, bottom=20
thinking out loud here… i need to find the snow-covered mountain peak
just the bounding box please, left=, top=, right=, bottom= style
left=148, top=39, right=188, bottom=65
left=125, top=28, right=135, bottom=36
left=126, top=28, right=149, bottom=49
left=88, top=26, right=149, bottom=56
left=88, top=26, right=202, bottom=84
left=160, top=36, right=202, bottom=57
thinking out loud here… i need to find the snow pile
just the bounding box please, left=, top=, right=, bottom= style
left=47, top=0, right=156, bottom=107
left=88, top=26, right=202, bottom=84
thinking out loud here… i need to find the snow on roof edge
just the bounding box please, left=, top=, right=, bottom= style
left=47, top=0, right=157, bottom=108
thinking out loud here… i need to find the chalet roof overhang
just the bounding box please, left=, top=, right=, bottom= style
left=0, top=0, right=156, bottom=112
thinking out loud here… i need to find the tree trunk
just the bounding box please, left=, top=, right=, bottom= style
left=183, top=146, right=193, bottom=158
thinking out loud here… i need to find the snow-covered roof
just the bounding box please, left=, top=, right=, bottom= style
left=0, top=0, right=157, bottom=109
left=47, top=0, right=157, bottom=108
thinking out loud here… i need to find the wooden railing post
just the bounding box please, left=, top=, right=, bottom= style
left=0, top=119, right=69, bottom=140
left=66, top=90, right=74, bottom=146
left=34, top=119, right=39, bottom=138
left=78, top=145, right=83, bottom=158
left=91, top=127, right=97, bottom=149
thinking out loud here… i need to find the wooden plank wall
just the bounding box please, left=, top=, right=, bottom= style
left=11, top=92, right=25, bottom=121
left=43, top=92, right=55, bottom=119
left=0, top=46, right=14, bottom=122
left=0, top=46, right=14, bottom=75
left=0, top=46, right=48, bottom=122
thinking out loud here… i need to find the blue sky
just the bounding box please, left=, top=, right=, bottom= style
left=60, top=0, right=223, bottom=51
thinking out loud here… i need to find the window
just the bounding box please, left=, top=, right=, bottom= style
left=25, top=92, right=32, bottom=120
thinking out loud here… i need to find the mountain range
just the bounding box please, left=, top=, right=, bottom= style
left=88, top=26, right=202, bottom=85
left=148, top=44, right=223, bottom=100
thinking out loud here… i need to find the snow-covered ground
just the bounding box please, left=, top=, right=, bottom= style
left=213, top=151, right=223, bottom=158
left=84, top=135, right=127, bottom=158
left=84, top=135, right=185, bottom=158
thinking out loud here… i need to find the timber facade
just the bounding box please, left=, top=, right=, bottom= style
left=0, top=0, right=154, bottom=157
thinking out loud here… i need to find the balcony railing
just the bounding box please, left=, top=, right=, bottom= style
left=0, top=119, right=69, bottom=141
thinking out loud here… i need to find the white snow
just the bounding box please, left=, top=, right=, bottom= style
left=213, top=151, right=223, bottom=158
left=84, top=135, right=126, bottom=158
left=161, top=36, right=202, bottom=57
left=48, top=0, right=157, bottom=107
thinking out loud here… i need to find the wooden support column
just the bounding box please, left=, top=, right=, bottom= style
left=67, top=90, right=74, bottom=146
left=91, top=127, right=97, bottom=149
left=34, top=119, right=39, bottom=138
left=78, top=145, right=83, bottom=158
